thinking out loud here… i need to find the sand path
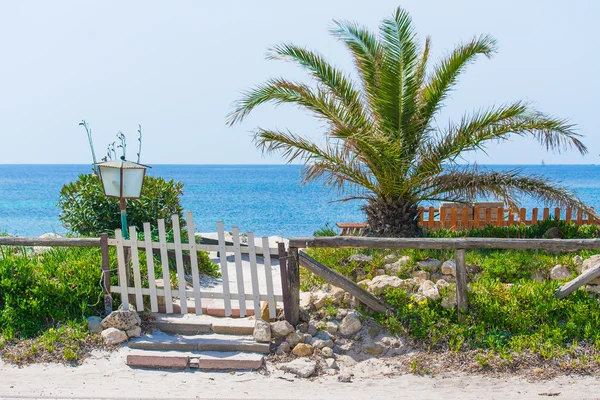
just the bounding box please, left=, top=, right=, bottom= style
left=1, top=348, right=599, bottom=400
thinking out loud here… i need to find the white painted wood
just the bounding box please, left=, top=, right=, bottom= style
left=262, top=236, right=277, bottom=319
left=157, top=219, right=173, bottom=314
left=114, top=229, right=130, bottom=311
left=128, top=226, right=144, bottom=312
left=186, top=211, right=202, bottom=315
left=171, top=215, right=187, bottom=314
left=232, top=226, right=246, bottom=317
left=110, top=285, right=284, bottom=302
left=247, top=232, right=261, bottom=315
left=143, top=222, right=159, bottom=312
left=217, top=221, right=232, bottom=316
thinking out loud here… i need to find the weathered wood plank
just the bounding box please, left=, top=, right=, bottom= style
left=217, top=221, right=232, bottom=316
left=532, top=208, right=539, bottom=225
left=172, top=215, right=187, bottom=314
left=186, top=212, right=202, bottom=315
left=455, top=249, right=468, bottom=314
left=497, top=207, right=504, bottom=227
left=157, top=219, right=173, bottom=314
left=555, top=263, right=600, bottom=299
left=543, top=208, right=550, bottom=220
left=287, top=247, right=300, bottom=326
left=143, top=223, right=158, bottom=313
left=298, top=251, right=389, bottom=314
left=0, top=237, right=101, bottom=247
left=428, top=206, right=435, bottom=229
left=262, top=237, right=277, bottom=319
left=289, top=237, right=600, bottom=251
left=278, top=242, right=291, bottom=323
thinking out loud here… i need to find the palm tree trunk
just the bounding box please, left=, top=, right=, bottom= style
left=363, top=197, right=422, bottom=237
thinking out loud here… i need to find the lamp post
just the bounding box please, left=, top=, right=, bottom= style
left=95, top=156, right=151, bottom=238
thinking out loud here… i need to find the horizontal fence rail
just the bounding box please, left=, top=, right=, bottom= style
left=0, top=237, right=101, bottom=247
left=290, top=237, right=600, bottom=251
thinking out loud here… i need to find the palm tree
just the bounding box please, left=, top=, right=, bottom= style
left=227, top=7, right=592, bottom=237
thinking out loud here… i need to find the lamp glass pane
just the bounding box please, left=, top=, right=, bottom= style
left=99, top=166, right=121, bottom=197
left=122, top=168, right=145, bottom=198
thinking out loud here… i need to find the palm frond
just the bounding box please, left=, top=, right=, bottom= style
left=420, top=35, right=497, bottom=129
left=418, top=165, right=597, bottom=217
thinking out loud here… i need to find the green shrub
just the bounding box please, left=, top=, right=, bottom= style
left=58, top=173, right=185, bottom=237
left=0, top=247, right=107, bottom=339
left=313, top=223, right=339, bottom=237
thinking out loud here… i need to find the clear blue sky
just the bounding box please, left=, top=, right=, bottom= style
left=0, top=1, right=598, bottom=164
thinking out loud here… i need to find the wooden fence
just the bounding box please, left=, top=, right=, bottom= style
left=337, top=206, right=599, bottom=235
left=109, top=212, right=283, bottom=318
left=281, top=236, right=600, bottom=325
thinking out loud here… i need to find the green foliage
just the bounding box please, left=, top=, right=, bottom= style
left=58, top=173, right=185, bottom=237
left=0, top=247, right=107, bottom=339
left=229, top=6, right=593, bottom=237
left=382, top=280, right=600, bottom=357
left=313, top=223, right=339, bottom=237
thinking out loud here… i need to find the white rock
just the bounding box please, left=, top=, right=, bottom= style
left=326, top=321, right=339, bottom=334
left=325, top=357, right=338, bottom=368
left=276, top=341, right=291, bottom=354
left=253, top=319, right=272, bottom=342
left=299, top=292, right=314, bottom=310
left=101, top=310, right=140, bottom=331
left=313, top=291, right=331, bottom=310
left=416, top=259, right=442, bottom=272
left=581, top=255, right=600, bottom=284
left=365, top=275, right=406, bottom=295
left=312, top=338, right=334, bottom=349
left=285, top=331, right=303, bottom=349
left=412, top=270, right=430, bottom=281
left=86, top=316, right=103, bottom=333
left=441, top=288, right=457, bottom=309
left=384, top=254, right=397, bottom=264
left=339, top=314, right=362, bottom=336
left=348, top=254, right=372, bottom=264
left=101, top=327, right=128, bottom=345
left=384, top=256, right=410, bottom=275
left=338, top=372, right=353, bottom=382
left=321, top=347, right=334, bottom=358
left=126, top=326, right=141, bottom=338
left=307, top=323, right=318, bottom=336
left=270, top=320, right=294, bottom=338
left=441, top=260, right=456, bottom=276
left=418, top=280, right=440, bottom=301
left=550, top=264, right=573, bottom=281
left=279, top=358, right=317, bottom=378
left=573, top=255, right=584, bottom=269
left=330, top=286, right=345, bottom=305
left=435, top=279, right=450, bottom=291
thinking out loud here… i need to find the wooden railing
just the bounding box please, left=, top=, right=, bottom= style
left=337, top=206, right=599, bottom=235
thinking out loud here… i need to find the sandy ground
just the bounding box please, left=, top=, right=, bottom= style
left=1, top=348, right=599, bottom=400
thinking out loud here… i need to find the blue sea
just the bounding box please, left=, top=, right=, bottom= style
left=0, top=164, right=599, bottom=238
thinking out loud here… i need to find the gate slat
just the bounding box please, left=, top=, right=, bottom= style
left=217, top=222, right=232, bottom=317
left=247, top=232, right=261, bottom=315
left=143, top=223, right=158, bottom=312
left=172, top=215, right=188, bottom=314
left=115, top=229, right=130, bottom=311
left=262, top=237, right=276, bottom=319
left=158, top=219, right=174, bottom=314
left=232, top=226, right=247, bottom=317
left=186, top=212, right=202, bottom=315
left=128, top=227, right=144, bottom=311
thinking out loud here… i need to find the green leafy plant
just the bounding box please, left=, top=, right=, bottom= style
left=228, top=6, right=593, bottom=238
left=58, top=173, right=185, bottom=237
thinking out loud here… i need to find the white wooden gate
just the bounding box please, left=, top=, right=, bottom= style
left=108, top=211, right=282, bottom=319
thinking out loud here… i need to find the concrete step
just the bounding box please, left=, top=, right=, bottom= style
left=153, top=313, right=255, bottom=336
left=127, top=350, right=264, bottom=370
left=128, top=332, right=270, bottom=354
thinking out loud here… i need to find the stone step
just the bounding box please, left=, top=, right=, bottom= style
left=128, top=332, right=270, bottom=354
left=127, top=350, right=264, bottom=370
left=153, top=313, right=255, bottom=336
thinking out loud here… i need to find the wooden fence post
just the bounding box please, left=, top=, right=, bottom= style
left=287, top=247, right=300, bottom=327
left=100, top=233, right=113, bottom=314
left=278, top=242, right=291, bottom=324
left=455, top=248, right=468, bottom=316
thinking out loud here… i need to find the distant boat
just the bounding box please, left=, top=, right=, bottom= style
left=541, top=160, right=546, bottom=167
